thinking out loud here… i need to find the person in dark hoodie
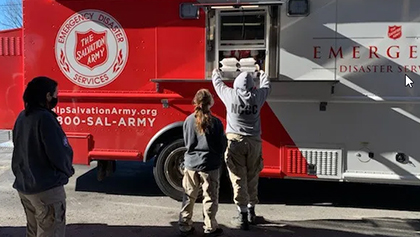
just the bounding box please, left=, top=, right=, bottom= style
left=178, top=89, right=226, bottom=237
left=11, top=76, right=74, bottom=237
left=211, top=69, right=271, bottom=230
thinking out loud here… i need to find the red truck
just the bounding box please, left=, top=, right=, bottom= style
left=1, top=0, right=419, bottom=201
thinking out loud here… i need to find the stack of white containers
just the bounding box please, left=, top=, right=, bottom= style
left=220, top=57, right=239, bottom=72
left=239, top=57, right=257, bottom=72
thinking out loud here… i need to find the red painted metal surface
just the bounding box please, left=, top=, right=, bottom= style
left=283, top=147, right=315, bottom=179
left=22, top=0, right=205, bottom=90
left=89, top=150, right=140, bottom=160
left=18, top=0, right=207, bottom=164
left=58, top=91, right=184, bottom=100
left=0, top=29, right=24, bottom=129
left=66, top=132, right=92, bottom=165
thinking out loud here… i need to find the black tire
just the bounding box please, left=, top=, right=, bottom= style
left=153, top=138, right=186, bottom=201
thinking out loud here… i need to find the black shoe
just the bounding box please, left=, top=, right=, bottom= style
left=248, top=206, right=256, bottom=225
left=179, top=226, right=195, bottom=236
left=204, top=228, right=224, bottom=236
left=231, top=212, right=249, bottom=230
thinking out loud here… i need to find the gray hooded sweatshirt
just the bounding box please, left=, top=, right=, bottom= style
left=212, top=70, right=271, bottom=137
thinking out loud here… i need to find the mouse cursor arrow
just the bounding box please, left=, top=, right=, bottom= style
left=405, top=74, right=414, bottom=88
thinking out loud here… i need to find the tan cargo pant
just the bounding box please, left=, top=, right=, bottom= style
left=225, top=133, right=264, bottom=210
left=179, top=168, right=220, bottom=233
left=18, top=185, right=66, bottom=237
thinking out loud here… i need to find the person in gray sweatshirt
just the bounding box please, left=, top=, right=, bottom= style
left=178, top=89, right=226, bottom=237
left=211, top=68, right=271, bottom=230
left=12, top=76, right=74, bottom=237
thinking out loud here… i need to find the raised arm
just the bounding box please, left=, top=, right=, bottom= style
left=256, top=70, right=272, bottom=105
left=211, top=69, right=232, bottom=104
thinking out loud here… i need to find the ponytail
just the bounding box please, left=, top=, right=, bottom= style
left=193, top=89, right=214, bottom=135
left=194, top=105, right=212, bottom=135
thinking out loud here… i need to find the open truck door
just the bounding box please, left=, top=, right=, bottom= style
left=193, top=0, right=286, bottom=79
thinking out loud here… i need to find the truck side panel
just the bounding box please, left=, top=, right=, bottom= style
left=278, top=0, right=420, bottom=184
left=22, top=0, right=206, bottom=164
left=0, top=29, right=24, bottom=130
left=23, top=0, right=205, bottom=90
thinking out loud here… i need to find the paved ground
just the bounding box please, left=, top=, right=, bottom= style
left=0, top=130, right=11, bottom=147
left=1, top=148, right=420, bottom=237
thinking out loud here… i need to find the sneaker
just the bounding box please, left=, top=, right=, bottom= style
left=204, top=228, right=224, bottom=236
left=248, top=206, right=256, bottom=225
left=179, top=226, right=195, bottom=236
left=231, top=212, right=249, bottom=230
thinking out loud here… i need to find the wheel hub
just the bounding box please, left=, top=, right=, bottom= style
left=163, top=147, right=186, bottom=192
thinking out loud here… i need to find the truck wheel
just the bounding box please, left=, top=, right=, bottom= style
left=153, top=138, right=187, bottom=201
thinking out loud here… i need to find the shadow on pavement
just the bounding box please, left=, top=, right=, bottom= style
left=75, top=160, right=163, bottom=197
left=1, top=218, right=419, bottom=237
left=252, top=178, right=420, bottom=212
left=75, top=161, right=420, bottom=212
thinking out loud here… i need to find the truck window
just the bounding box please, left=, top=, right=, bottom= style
left=220, top=13, right=266, bottom=41
left=205, top=6, right=280, bottom=80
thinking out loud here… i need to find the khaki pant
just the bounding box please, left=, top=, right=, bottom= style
left=225, top=133, right=264, bottom=210
left=18, top=186, right=66, bottom=237
left=179, top=169, right=220, bottom=233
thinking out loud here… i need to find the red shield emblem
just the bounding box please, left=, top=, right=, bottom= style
left=388, top=25, right=402, bottom=40
left=75, top=29, right=108, bottom=70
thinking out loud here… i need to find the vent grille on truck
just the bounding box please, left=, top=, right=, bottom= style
left=285, top=147, right=342, bottom=179
left=0, top=37, right=21, bottom=56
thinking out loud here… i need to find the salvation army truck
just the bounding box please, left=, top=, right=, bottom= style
left=1, top=0, right=420, bottom=201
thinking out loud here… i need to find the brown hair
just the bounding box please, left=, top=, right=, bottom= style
left=193, top=89, right=214, bottom=135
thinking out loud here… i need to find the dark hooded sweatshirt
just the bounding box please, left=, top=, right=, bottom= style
left=11, top=107, right=74, bottom=195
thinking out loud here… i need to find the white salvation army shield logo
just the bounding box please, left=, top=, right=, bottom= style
left=55, top=9, right=129, bottom=88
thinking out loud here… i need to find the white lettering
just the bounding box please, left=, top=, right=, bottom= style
left=95, top=117, right=104, bottom=126
left=139, top=109, right=158, bottom=116
left=57, top=116, right=63, bottom=125
left=54, top=107, right=159, bottom=127
left=76, top=36, right=106, bottom=63
left=148, top=118, right=156, bottom=127
left=87, top=117, right=94, bottom=126
left=137, top=118, right=146, bottom=126
left=128, top=117, right=135, bottom=126
left=64, top=117, right=72, bottom=125
left=73, top=116, right=81, bottom=126
left=118, top=118, right=126, bottom=126
left=104, top=117, right=111, bottom=126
